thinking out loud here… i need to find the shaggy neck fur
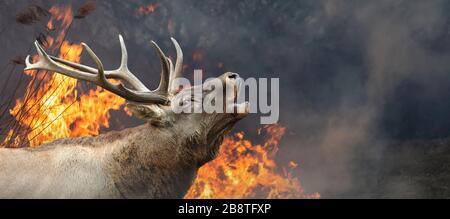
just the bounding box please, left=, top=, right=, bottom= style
left=103, top=121, right=223, bottom=198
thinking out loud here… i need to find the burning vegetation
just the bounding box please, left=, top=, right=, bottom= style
left=0, top=3, right=317, bottom=199
left=186, top=124, right=319, bottom=199
left=137, top=3, right=160, bottom=15
left=2, top=4, right=125, bottom=147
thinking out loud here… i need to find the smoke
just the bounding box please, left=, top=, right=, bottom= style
left=283, top=0, right=450, bottom=197
left=1, top=0, right=450, bottom=197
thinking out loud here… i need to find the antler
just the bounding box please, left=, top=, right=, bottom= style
left=25, top=35, right=184, bottom=105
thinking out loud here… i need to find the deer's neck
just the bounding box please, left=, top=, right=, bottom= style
left=105, top=123, right=199, bottom=198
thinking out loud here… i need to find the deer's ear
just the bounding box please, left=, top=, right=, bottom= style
left=126, top=103, right=172, bottom=127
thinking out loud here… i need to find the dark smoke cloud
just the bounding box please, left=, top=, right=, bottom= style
left=1, top=0, right=450, bottom=197
left=281, top=0, right=450, bottom=197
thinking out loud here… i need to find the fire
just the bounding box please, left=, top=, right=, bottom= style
left=47, top=5, right=73, bottom=45
left=2, top=4, right=316, bottom=199
left=137, top=3, right=160, bottom=15
left=185, top=124, right=320, bottom=199
left=1, top=5, right=126, bottom=147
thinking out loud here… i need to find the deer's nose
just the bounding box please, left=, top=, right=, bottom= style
left=227, top=73, right=239, bottom=79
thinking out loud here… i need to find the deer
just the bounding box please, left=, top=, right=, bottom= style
left=0, top=35, right=249, bottom=198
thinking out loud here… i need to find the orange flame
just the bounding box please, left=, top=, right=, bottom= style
left=185, top=124, right=320, bottom=199
left=137, top=3, right=160, bottom=15
left=47, top=5, right=73, bottom=46
left=2, top=5, right=126, bottom=147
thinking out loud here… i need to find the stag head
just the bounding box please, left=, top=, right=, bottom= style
left=25, top=35, right=249, bottom=164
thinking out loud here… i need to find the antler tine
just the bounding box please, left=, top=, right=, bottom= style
left=47, top=35, right=150, bottom=92
left=81, top=43, right=107, bottom=84
left=170, top=38, right=183, bottom=80
left=150, top=41, right=171, bottom=95
left=169, top=37, right=183, bottom=94
left=117, top=35, right=128, bottom=72
left=25, top=41, right=97, bottom=81
left=107, top=35, right=150, bottom=91
left=49, top=55, right=97, bottom=74
left=167, top=57, right=174, bottom=77
left=82, top=43, right=169, bottom=104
